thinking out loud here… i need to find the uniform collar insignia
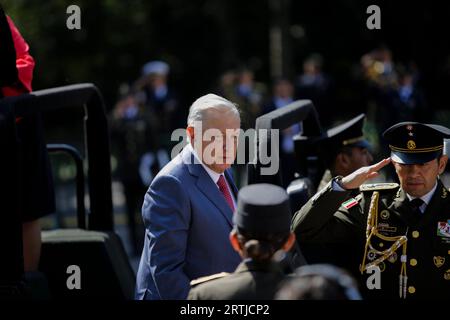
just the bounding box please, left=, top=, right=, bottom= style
left=442, top=187, right=448, bottom=199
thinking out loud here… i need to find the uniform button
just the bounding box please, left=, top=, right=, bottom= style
left=412, top=231, right=420, bottom=238
left=379, top=242, right=384, bottom=248
left=408, top=286, right=416, bottom=294
left=410, top=259, right=418, bottom=266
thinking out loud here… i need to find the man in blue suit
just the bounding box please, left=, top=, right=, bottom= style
left=135, top=93, right=242, bottom=300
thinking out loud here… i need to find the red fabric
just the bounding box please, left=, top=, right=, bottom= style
left=217, top=175, right=235, bottom=212
left=1, top=15, right=34, bottom=97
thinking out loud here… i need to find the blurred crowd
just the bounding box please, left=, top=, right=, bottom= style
left=110, top=47, right=437, bottom=255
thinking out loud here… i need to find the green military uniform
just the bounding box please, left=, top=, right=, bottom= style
left=292, top=178, right=450, bottom=299
left=188, top=260, right=286, bottom=300
left=317, top=169, right=332, bottom=191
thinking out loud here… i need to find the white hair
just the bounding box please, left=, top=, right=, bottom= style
left=187, top=93, right=240, bottom=126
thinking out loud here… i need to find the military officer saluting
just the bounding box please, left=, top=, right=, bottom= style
left=292, top=122, right=450, bottom=299
left=188, top=183, right=296, bottom=300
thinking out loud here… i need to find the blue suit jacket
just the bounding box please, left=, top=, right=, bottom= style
left=135, top=146, right=241, bottom=300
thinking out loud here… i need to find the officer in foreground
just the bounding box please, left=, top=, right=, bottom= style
left=292, top=122, right=450, bottom=299
left=188, top=183, right=296, bottom=300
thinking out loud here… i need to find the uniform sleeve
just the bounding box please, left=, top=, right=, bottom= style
left=1, top=16, right=34, bottom=96
left=291, top=180, right=359, bottom=243
left=142, top=173, right=192, bottom=300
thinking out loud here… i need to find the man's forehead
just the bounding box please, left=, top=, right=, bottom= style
left=392, top=158, right=437, bottom=166
left=204, top=106, right=238, bottom=118
left=201, top=128, right=240, bottom=135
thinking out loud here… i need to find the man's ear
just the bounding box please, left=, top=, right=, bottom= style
left=335, top=153, right=350, bottom=173
left=229, top=230, right=242, bottom=253
left=282, top=233, right=296, bottom=252
left=186, top=126, right=194, bottom=142
left=438, top=155, right=448, bottom=175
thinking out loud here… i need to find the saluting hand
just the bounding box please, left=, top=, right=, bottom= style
left=340, top=158, right=391, bottom=190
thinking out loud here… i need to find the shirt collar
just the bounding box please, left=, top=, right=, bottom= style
left=406, top=181, right=437, bottom=206
left=186, top=143, right=222, bottom=184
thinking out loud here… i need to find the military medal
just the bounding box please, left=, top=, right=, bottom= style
left=367, top=250, right=377, bottom=261
left=437, top=221, right=450, bottom=238
left=380, top=210, right=390, bottom=220
left=433, top=256, right=445, bottom=268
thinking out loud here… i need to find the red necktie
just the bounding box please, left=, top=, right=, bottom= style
left=217, top=175, right=235, bottom=212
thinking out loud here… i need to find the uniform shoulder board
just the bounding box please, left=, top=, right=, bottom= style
left=190, top=272, right=229, bottom=287
left=359, top=183, right=399, bottom=192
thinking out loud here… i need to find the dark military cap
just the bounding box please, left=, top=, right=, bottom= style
left=325, top=113, right=370, bottom=150
left=317, top=114, right=371, bottom=165
left=233, top=183, right=291, bottom=235
left=383, top=122, right=450, bottom=164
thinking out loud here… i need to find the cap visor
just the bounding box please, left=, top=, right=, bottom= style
left=352, top=140, right=371, bottom=150
left=390, top=150, right=441, bottom=164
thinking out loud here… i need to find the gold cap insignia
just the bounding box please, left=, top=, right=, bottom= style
left=407, top=140, right=416, bottom=150
left=434, top=256, right=445, bottom=268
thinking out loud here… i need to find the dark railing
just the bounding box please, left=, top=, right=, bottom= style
left=46, top=144, right=86, bottom=229
left=0, top=84, right=113, bottom=233
left=0, top=83, right=114, bottom=285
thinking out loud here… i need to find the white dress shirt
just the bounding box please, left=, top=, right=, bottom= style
left=186, top=143, right=237, bottom=208
left=405, top=182, right=437, bottom=213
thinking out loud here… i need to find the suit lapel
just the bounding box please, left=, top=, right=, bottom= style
left=182, top=146, right=234, bottom=227
left=196, top=171, right=234, bottom=227
left=224, top=169, right=238, bottom=199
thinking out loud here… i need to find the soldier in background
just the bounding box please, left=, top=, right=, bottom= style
left=232, top=67, right=267, bottom=130
left=295, top=54, right=334, bottom=127
left=110, top=91, right=150, bottom=256
left=263, top=78, right=301, bottom=187
left=134, top=60, right=181, bottom=171
left=317, top=114, right=373, bottom=191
